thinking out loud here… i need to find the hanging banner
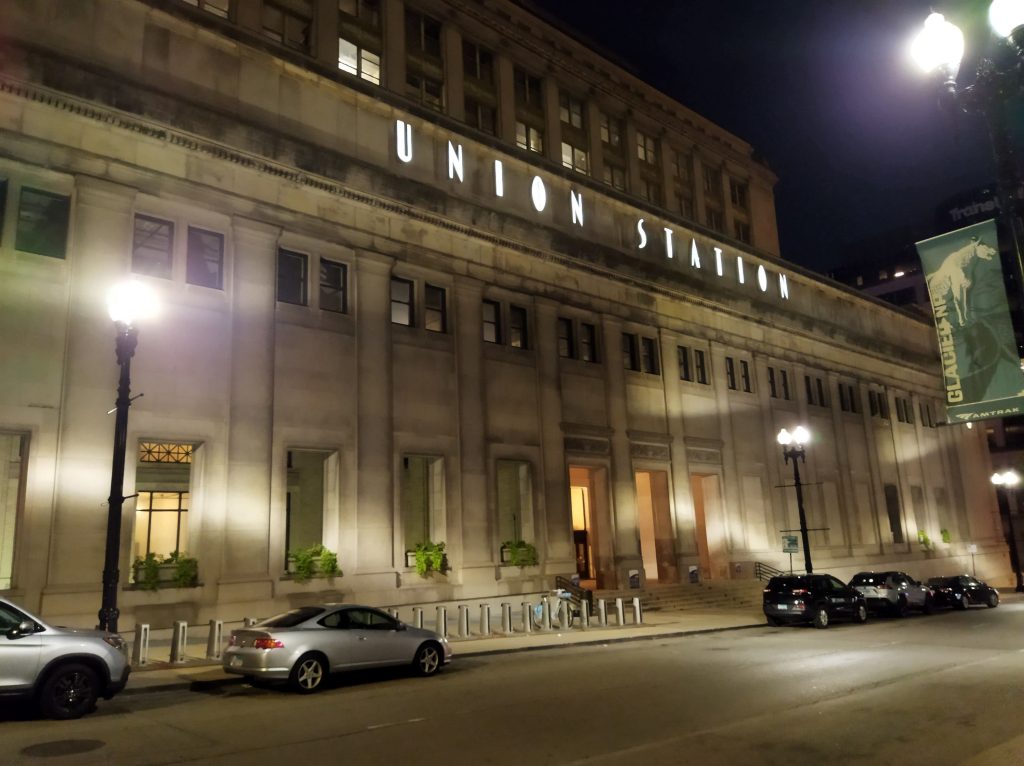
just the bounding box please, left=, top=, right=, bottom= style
left=916, top=219, right=1024, bottom=422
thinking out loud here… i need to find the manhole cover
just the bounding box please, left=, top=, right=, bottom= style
left=21, top=740, right=105, bottom=758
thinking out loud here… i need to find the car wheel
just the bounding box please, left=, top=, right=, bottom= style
left=923, top=597, right=934, bottom=615
left=854, top=604, right=868, bottom=624
left=812, top=606, right=829, bottom=629
left=289, top=653, right=327, bottom=694
left=765, top=616, right=782, bottom=627
left=38, top=662, right=99, bottom=720
left=894, top=596, right=909, bottom=617
left=987, top=592, right=999, bottom=608
left=413, top=642, right=443, bottom=676
left=956, top=594, right=970, bottom=610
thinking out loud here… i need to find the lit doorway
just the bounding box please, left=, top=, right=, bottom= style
left=570, top=464, right=612, bottom=586
left=635, top=470, right=677, bottom=583
left=690, top=472, right=724, bottom=580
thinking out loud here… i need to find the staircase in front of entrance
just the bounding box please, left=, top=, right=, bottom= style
left=595, top=580, right=766, bottom=613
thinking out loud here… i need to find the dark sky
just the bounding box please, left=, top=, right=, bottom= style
left=528, top=0, right=1006, bottom=274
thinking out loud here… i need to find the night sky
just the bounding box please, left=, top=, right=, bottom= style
left=527, top=0, right=1008, bottom=274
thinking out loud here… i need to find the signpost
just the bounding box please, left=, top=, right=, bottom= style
left=782, top=534, right=799, bottom=574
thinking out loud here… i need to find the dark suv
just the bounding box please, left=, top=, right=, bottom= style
left=763, top=574, right=868, bottom=629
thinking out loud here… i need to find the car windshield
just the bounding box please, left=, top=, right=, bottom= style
left=928, top=577, right=955, bottom=587
left=849, top=573, right=887, bottom=586
left=0, top=602, right=27, bottom=631
left=766, top=577, right=809, bottom=592
left=256, top=607, right=326, bottom=628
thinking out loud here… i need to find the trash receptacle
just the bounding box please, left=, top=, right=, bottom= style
left=688, top=565, right=699, bottom=584
left=628, top=569, right=640, bottom=588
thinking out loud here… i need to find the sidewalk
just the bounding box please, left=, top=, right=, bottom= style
left=122, top=606, right=765, bottom=696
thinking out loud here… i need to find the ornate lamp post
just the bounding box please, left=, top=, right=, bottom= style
left=98, top=280, right=157, bottom=633
left=990, top=469, right=1024, bottom=591
left=777, top=426, right=813, bottom=574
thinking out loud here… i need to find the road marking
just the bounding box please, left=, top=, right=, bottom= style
left=366, top=718, right=425, bottom=731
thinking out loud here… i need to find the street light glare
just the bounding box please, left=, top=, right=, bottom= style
left=792, top=426, right=810, bottom=445
left=989, top=0, right=1024, bottom=39
left=993, top=470, right=1021, bottom=486
left=909, top=12, right=964, bottom=74
left=106, top=280, right=158, bottom=326
left=777, top=428, right=792, bottom=446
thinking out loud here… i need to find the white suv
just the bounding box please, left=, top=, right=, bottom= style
left=848, top=571, right=932, bottom=616
left=0, top=597, right=131, bottom=719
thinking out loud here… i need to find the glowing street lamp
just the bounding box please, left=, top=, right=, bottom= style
left=777, top=426, right=814, bottom=574
left=98, top=280, right=158, bottom=633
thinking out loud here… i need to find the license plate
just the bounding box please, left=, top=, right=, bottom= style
left=229, top=656, right=243, bottom=668
left=776, top=604, right=788, bottom=610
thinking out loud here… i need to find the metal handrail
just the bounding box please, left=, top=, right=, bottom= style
left=754, top=561, right=785, bottom=581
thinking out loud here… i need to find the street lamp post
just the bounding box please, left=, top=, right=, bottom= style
left=778, top=426, right=813, bottom=574
left=98, top=281, right=157, bottom=633
left=990, top=469, right=1024, bottom=591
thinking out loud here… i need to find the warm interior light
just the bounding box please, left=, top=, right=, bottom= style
left=777, top=429, right=792, bottom=446
left=989, top=0, right=1024, bottom=39
left=910, top=12, right=964, bottom=74
left=106, top=280, right=158, bottom=326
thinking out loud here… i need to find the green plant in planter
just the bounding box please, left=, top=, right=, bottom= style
left=166, top=551, right=199, bottom=587
left=917, top=530, right=933, bottom=552
left=132, top=551, right=199, bottom=590
left=941, top=528, right=952, bottom=544
left=289, top=543, right=341, bottom=583
left=135, top=552, right=162, bottom=591
left=501, top=540, right=539, bottom=567
left=413, top=541, right=447, bottom=577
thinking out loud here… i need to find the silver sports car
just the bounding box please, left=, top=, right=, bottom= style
left=223, top=604, right=452, bottom=692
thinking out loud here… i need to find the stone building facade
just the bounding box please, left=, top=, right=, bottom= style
left=0, top=0, right=1008, bottom=627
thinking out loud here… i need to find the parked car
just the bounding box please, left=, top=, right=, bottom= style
left=0, top=597, right=130, bottom=719
left=848, top=571, right=933, bottom=616
left=223, top=604, right=452, bottom=693
left=927, top=575, right=1000, bottom=610
left=763, top=574, right=868, bottom=628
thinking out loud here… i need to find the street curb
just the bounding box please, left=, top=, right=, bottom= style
left=120, top=622, right=765, bottom=697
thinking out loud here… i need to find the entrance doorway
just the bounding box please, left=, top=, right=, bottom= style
left=635, top=470, right=676, bottom=583
left=690, top=472, right=724, bottom=580
left=569, top=464, right=611, bottom=585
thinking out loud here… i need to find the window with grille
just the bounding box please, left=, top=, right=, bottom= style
left=278, top=249, right=308, bottom=306
left=132, top=214, right=174, bottom=279
left=320, top=259, right=347, bottom=313
left=391, top=277, right=414, bottom=326
left=186, top=227, right=224, bottom=289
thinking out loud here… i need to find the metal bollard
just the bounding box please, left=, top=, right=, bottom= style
left=632, top=596, right=643, bottom=624
left=501, top=602, right=513, bottom=634
left=206, top=620, right=224, bottom=660
left=131, top=623, right=150, bottom=666
left=412, top=607, right=424, bottom=628
left=615, top=598, right=625, bottom=626
left=436, top=606, right=448, bottom=637
left=521, top=602, right=533, bottom=633
left=597, top=598, right=608, bottom=627
left=458, top=605, right=471, bottom=638
left=542, top=597, right=552, bottom=631
left=243, top=617, right=258, bottom=627
left=580, top=600, right=590, bottom=630
left=479, top=603, right=491, bottom=636
left=170, top=620, right=188, bottom=664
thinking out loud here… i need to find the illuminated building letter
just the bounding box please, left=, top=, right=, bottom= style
left=779, top=273, right=790, bottom=299
left=637, top=218, right=648, bottom=249
left=396, top=120, right=413, bottom=163
left=664, top=228, right=674, bottom=259
left=736, top=256, right=745, bottom=284
left=690, top=239, right=701, bottom=269
left=714, top=247, right=724, bottom=276
left=757, top=264, right=768, bottom=292
left=571, top=190, right=584, bottom=226
left=494, top=160, right=504, bottom=197
left=448, top=141, right=464, bottom=182
left=531, top=176, right=547, bottom=212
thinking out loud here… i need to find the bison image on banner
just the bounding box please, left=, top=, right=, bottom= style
left=916, top=219, right=1024, bottom=423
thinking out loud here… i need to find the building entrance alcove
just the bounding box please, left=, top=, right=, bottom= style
left=634, top=469, right=678, bottom=583
left=690, top=472, right=725, bottom=580
left=569, top=464, right=610, bottom=587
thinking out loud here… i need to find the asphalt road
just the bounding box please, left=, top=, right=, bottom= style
left=5, top=601, right=1024, bottom=765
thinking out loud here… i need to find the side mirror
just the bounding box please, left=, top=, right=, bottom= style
left=395, top=622, right=407, bottom=631
left=6, top=620, right=36, bottom=640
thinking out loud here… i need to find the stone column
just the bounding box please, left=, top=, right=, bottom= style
left=442, top=24, right=464, bottom=122
left=585, top=100, right=604, bottom=183
left=692, top=151, right=707, bottom=225
left=534, top=299, right=572, bottom=562
left=382, top=0, right=406, bottom=93
left=453, top=277, right=490, bottom=565
left=658, top=330, right=696, bottom=566
left=312, top=0, right=338, bottom=69
left=495, top=53, right=516, bottom=145
left=827, top=373, right=856, bottom=553
left=223, top=219, right=279, bottom=576
left=858, top=382, right=886, bottom=550
left=542, top=75, right=561, bottom=166
left=355, top=253, right=395, bottom=571
left=624, top=118, right=641, bottom=198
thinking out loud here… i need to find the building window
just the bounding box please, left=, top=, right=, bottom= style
left=884, top=483, right=904, bottom=544
left=726, top=357, right=737, bottom=390
left=405, top=9, right=443, bottom=110
left=186, top=227, right=224, bottom=289
left=640, top=337, right=659, bottom=375
left=514, top=67, right=543, bottom=107
left=895, top=396, right=915, bottom=424
left=817, top=378, right=827, bottom=408
left=580, top=323, right=598, bottom=362
left=516, top=121, right=544, bottom=154
left=734, top=220, right=751, bottom=244
left=706, top=207, right=724, bottom=232
left=805, top=375, right=828, bottom=407
left=679, top=346, right=709, bottom=385
left=694, top=349, right=708, bottom=384
left=678, top=346, right=692, bottom=382
left=277, top=249, right=308, bottom=306
left=672, top=148, right=690, bottom=181
left=557, top=317, right=575, bottom=358
left=703, top=165, right=722, bottom=197
left=769, top=367, right=790, bottom=400
left=509, top=305, right=529, bottom=349
left=639, top=179, right=661, bottom=205
left=559, top=93, right=584, bottom=129
left=181, top=0, right=230, bottom=18
left=920, top=401, right=935, bottom=427
left=0, top=433, right=25, bottom=590
left=338, top=39, right=381, bottom=84
left=132, top=214, right=174, bottom=279
left=465, top=97, right=496, bottom=134
left=339, top=0, right=380, bottom=25
left=636, top=131, right=657, bottom=165
left=482, top=299, right=501, bottom=343
left=496, top=460, right=533, bottom=544
left=561, top=142, right=589, bottom=175
left=407, top=73, right=443, bottom=110
left=622, top=333, right=639, bottom=371
left=740, top=360, right=752, bottom=392
left=463, top=40, right=493, bottom=82
left=262, top=0, right=312, bottom=53
left=16, top=187, right=70, bottom=259
left=600, top=112, right=622, bottom=150
left=424, top=283, right=446, bottom=333
left=869, top=390, right=890, bottom=419
left=405, top=8, right=441, bottom=57
left=391, top=276, right=414, bottom=326
left=839, top=383, right=861, bottom=414
left=133, top=491, right=189, bottom=559
left=320, top=259, right=347, bottom=313
left=730, top=178, right=749, bottom=209
left=285, top=449, right=334, bottom=567
left=401, top=455, right=444, bottom=551
left=603, top=164, right=626, bottom=191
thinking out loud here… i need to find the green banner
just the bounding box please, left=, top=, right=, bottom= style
left=917, top=219, right=1024, bottom=423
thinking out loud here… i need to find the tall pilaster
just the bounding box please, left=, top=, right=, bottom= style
left=658, top=330, right=696, bottom=562
left=495, top=53, right=516, bottom=145
left=382, top=0, right=406, bottom=94
left=542, top=75, right=561, bottom=166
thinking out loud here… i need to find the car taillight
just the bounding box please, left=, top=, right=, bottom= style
left=253, top=638, right=284, bottom=649
left=790, top=588, right=809, bottom=595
